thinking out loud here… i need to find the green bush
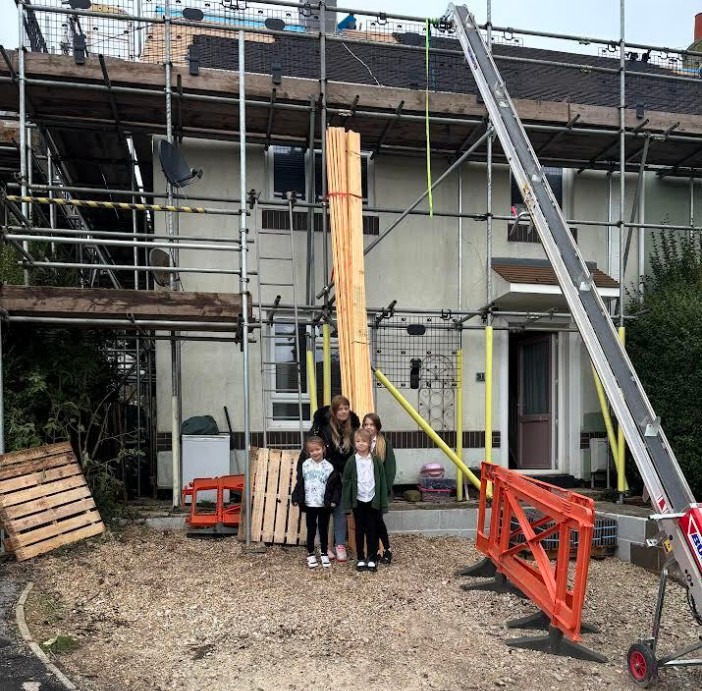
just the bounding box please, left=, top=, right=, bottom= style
left=626, top=232, right=702, bottom=500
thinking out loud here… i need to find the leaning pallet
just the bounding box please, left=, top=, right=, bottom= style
left=326, top=127, right=374, bottom=416
left=239, top=448, right=305, bottom=545
left=0, top=442, right=105, bottom=561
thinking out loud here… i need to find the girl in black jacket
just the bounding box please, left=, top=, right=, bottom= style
left=307, top=395, right=360, bottom=561
left=291, top=436, right=341, bottom=568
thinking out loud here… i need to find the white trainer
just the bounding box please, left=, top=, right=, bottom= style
left=336, top=544, right=348, bottom=562
left=320, top=554, right=331, bottom=568
left=307, top=554, right=319, bottom=569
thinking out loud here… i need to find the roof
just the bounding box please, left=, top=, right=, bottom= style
left=492, top=258, right=619, bottom=289
left=191, top=31, right=702, bottom=117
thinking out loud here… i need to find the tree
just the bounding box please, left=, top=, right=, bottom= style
left=626, top=232, right=702, bottom=500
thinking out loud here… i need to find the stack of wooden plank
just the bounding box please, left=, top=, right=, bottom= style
left=326, top=127, right=375, bottom=416
left=0, top=442, right=105, bottom=561
left=240, top=448, right=306, bottom=545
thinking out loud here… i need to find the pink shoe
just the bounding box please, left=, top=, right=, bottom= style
left=327, top=549, right=336, bottom=562
left=336, top=544, right=348, bottom=562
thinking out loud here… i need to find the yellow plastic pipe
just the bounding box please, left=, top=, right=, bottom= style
left=307, top=347, right=318, bottom=415
left=322, top=322, right=332, bottom=406
left=617, top=327, right=628, bottom=493
left=456, top=348, right=464, bottom=500
left=373, top=367, right=484, bottom=493
left=484, top=326, right=493, bottom=463
left=591, top=364, right=628, bottom=491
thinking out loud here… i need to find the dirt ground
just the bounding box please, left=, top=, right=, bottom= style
left=6, top=527, right=702, bottom=691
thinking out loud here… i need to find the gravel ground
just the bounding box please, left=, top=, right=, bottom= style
left=6, top=527, right=702, bottom=691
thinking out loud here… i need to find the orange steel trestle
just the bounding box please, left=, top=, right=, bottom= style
left=181, top=474, right=244, bottom=528
left=476, top=463, right=595, bottom=642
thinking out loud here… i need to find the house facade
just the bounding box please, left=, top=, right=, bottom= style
left=153, top=136, right=701, bottom=487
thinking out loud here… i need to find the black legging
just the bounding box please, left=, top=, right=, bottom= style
left=353, top=500, right=380, bottom=562
left=305, top=507, right=331, bottom=554
left=378, top=514, right=390, bottom=554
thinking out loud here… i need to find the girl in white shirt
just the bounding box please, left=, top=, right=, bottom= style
left=342, top=429, right=388, bottom=572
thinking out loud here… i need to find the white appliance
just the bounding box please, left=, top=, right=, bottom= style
left=182, top=434, right=232, bottom=502
left=589, top=437, right=610, bottom=488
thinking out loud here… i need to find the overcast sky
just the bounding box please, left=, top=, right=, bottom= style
left=0, top=1, right=699, bottom=53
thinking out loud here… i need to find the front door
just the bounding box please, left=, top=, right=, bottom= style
left=517, top=335, right=552, bottom=469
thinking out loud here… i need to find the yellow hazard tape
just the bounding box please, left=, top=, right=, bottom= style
left=4, top=195, right=207, bottom=214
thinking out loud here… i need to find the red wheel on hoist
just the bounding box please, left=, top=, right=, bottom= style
left=627, top=643, right=658, bottom=687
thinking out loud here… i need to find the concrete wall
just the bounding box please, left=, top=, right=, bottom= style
left=154, top=137, right=651, bottom=484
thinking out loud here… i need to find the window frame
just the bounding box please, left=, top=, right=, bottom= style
left=267, top=320, right=342, bottom=430
left=266, top=146, right=375, bottom=206
left=509, top=167, right=565, bottom=244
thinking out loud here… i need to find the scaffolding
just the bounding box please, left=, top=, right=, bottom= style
left=2, top=0, right=702, bottom=543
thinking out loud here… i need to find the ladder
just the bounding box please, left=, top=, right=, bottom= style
left=448, top=0, right=702, bottom=633
left=254, top=194, right=306, bottom=449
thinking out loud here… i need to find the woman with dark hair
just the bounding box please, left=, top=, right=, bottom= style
left=362, top=412, right=396, bottom=564
left=308, top=394, right=360, bottom=561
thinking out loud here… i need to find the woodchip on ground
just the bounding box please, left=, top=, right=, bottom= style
left=5, top=527, right=702, bottom=691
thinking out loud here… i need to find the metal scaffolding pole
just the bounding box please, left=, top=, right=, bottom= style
left=17, top=3, right=29, bottom=285
left=239, top=30, right=253, bottom=547
left=163, top=0, right=181, bottom=509
left=320, top=2, right=329, bottom=311
left=618, top=0, right=626, bottom=327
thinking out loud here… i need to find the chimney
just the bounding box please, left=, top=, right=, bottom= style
left=695, top=13, right=702, bottom=42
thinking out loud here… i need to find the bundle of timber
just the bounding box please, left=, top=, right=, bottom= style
left=326, top=127, right=374, bottom=415
left=0, top=442, right=105, bottom=561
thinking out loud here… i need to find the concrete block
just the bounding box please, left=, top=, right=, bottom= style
left=439, top=509, right=477, bottom=530
left=630, top=543, right=666, bottom=574
left=145, top=516, right=187, bottom=531
left=397, top=510, right=438, bottom=532
left=384, top=511, right=404, bottom=532
left=616, top=538, right=633, bottom=562
left=610, top=514, right=647, bottom=542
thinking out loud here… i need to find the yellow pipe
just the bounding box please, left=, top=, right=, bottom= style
left=590, top=364, right=628, bottom=491
left=307, top=347, right=318, bottom=414
left=484, top=326, right=493, bottom=463
left=617, top=327, right=628, bottom=493
left=456, top=348, right=464, bottom=500
left=373, top=367, right=484, bottom=493
left=322, top=322, right=332, bottom=406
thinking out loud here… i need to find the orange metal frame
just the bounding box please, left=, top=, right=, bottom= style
left=181, top=474, right=244, bottom=529
left=476, top=463, right=595, bottom=642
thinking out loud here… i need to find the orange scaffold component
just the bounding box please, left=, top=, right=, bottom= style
left=181, top=474, right=244, bottom=529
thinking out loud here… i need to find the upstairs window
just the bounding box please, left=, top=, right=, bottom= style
left=270, top=146, right=372, bottom=203
left=509, top=168, right=569, bottom=243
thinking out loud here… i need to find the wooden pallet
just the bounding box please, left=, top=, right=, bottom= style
left=0, top=442, right=105, bottom=561
left=240, top=448, right=305, bottom=545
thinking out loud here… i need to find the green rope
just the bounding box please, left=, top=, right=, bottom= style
left=425, top=18, right=433, bottom=218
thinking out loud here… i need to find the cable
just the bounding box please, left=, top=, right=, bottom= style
left=339, top=43, right=379, bottom=86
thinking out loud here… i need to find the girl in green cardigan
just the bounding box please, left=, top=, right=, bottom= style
left=342, top=428, right=388, bottom=572
left=363, top=413, right=396, bottom=564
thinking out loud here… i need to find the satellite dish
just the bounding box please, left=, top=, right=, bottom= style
left=159, top=140, right=203, bottom=188
left=149, top=248, right=173, bottom=287
left=67, top=0, right=92, bottom=9
left=183, top=8, right=204, bottom=21
left=264, top=18, right=286, bottom=31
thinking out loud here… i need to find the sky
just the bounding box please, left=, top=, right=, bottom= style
left=0, top=0, right=699, bottom=52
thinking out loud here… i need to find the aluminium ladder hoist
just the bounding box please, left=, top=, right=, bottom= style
left=445, top=4, right=702, bottom=685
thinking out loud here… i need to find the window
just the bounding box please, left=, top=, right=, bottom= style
left=272, top=147, right=306, bottom=200
left=269, top=146, right=372, bottom=204
left=269, top=322, right=343, bottom=426
left=509, top=168, right=571, bottom=243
